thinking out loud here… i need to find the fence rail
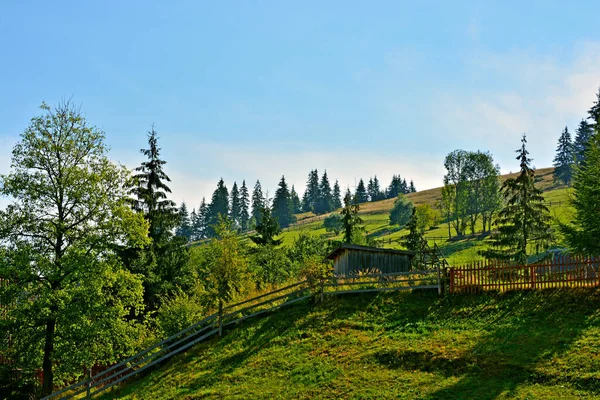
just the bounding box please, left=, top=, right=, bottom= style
left=43, top=268, right=440, bottom=399
left=449, top=256, right=600, bottom=293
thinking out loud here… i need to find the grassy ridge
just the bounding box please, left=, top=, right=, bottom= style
left=105, top=288, right=600, bottom=399
left=279, top=167, right=574, bottom=265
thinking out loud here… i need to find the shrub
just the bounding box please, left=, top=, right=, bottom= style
left=389, top=195, right=413, bottom=227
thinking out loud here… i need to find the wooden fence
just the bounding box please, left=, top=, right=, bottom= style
left=449, top=256, right=600, bottom=293
left=42, top=268, right=441, bottom=399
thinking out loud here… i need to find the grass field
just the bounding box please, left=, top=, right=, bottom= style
left=276, top=167, right=574, bottom=265
left=104, top=288, right=600, bottom=399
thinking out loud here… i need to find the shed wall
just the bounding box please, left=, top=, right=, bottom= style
left=333, top=249, right=411, bottom=275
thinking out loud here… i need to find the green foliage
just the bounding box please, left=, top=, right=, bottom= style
left=239, top=180, right=250, bottom=232
left=561, top=130, right=600, bottom=255
left=290, top=185, right=302, bottom=214
left=175, top=201, right=192, bottom=240
left=206, top=178, right=229, bottom=238
left=341, top=190, right=364, bottom=243
left=302, top=169, right=320, bottom=212
left=287, top=233, right=330, bottom=265
left=0, top=102, right=150, bottom=395
left=354, top=178, right=368, bottom=203
left=229, top=181, right=242, bottom=230
left=553, top=126, right=574, bottom=185
left=299, top=255, right=332, bottom=287
left=251, top=180, right=265, bottom=226
left=415, top=204, right=436, bottom=233
left=155, top=283, right=210, bottom=337
left=389, top=194, right=413, bottom=227
left=332, top=180, right=342, bottom=209
left=323, top=214, right=343, bottom=235
left=574, top=119, right=595, bottom=165
left=272, top=175, right=296, bottom=228
left=482, top=135, right=553, bottom=263
left=249, top=244, right=295, bottom=289
left=314, top=171, right=334, bottom=214
left=250, top=205, right=283, bottom=246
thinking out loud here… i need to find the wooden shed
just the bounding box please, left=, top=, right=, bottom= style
left=326, top=244, right=415, bottom=276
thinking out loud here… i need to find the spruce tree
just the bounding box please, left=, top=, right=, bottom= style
left=189, top=208, right=198, bottom=240
left=250, top=203, right=283, bottom=246
left=367, top=177, right=375, bottom=201
left=355, top=178, right=368, bottom=203
left=176, top=201, right=192, bottom=240
left=409, top=180, right=416, bottom=193
left=341, top=189, right=364, bottom=243
left=290, top=185, right=302, bottom=213
left=230, top=181, right=241, bottom=230
left=130, top=127, right=179, bottom=244
left=196, top=197, right=208, bottom=239
left=589, top=87, right=600, bottom=125
left=206, top=178, right=229, bottom=237
left=482, top=135, right=553, bottom=263
left=372, top=176, right=383, bottom=200
left=401, top=179, right=409, bottom=194
left=332, top=180, right=342, bottom=209
left=302, top=169, right=320, bottom=212
left=251, top=180, right=265, bottom=225
left=387, top=175, right=402, bottom=199
left=315, top=170, right=333, bottom=214
left=272, top=175, right=295, bottom=228
left=239, top=180, right=250, bottom=231
left=553, top=126, right=574, bottom=185
left=574, top=119, right=594, bottom=165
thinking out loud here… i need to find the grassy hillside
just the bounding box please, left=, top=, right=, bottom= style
left=104, top=288, right=600, bottom=399
left=279, top=167, right=574, bottom=265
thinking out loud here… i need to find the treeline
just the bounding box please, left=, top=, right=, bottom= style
left=175, top=170, right=418, bottom=241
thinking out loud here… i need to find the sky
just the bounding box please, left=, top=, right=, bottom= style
left=1, top=1, right=600, bottom=209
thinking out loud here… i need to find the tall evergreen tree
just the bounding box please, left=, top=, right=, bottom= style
left=372, top=176, right=383, bottom=200
left=206, top=178, right=229, bottom=237
left=272, top=175, right=295, bottom=228
left=589, top=87, right=600, bottom=125
left=315, top=170, right=333, bottom=214
left=401, top=178, right=409, bottom=194
left=409, top=180, right=416, bottom=193
left=367, top=178, right=375, bottom=201
left=130, top=127, right=179, bottom=244
left=239, top=180, right=250, bottom=231
left=290, top=185, right=302, bottom=213
left=481, top=135, right=553, bottom=263
left=230, top=181, right=241, bottom=230
left=332, top=180, right=342, bottom=209
left=341, top=189, right=364, bottom=243
left=561, top=125, right=600, bottom=255
left=387, top=175, right=403, bottom=199
left=574, top=119, right=594, bottom=165
left=302, top=169, right=320, bottom=212
left=553, top=126, right=574, bottom=185
left=251, top=180, right=265, bottom=226
left=355, top=178, right=368, bottom=203
left=176, top=201, right=192, bottom=240
left=196, top=197, right=208, bottom=239
left=250, top=204, right=283, bottom=246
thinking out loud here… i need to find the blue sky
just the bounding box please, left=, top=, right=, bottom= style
left=1, top=1, right=600, bottom=209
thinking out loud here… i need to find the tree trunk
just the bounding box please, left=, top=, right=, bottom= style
left=42, top=317, right=57, bottom=396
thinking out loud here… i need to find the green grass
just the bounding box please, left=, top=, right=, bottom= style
left=278, top=168, right=575, bottom=266
left=103, top=288, right=600, bottom=399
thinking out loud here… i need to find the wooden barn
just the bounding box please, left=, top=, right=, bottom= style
left=326, top=244, right=415, bottom=276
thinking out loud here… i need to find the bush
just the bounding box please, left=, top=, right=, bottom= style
left=323, top=214, right=343, bottom=235
left=299, top=255, right=332, bottom=287
left=389, top=195, right=413, bottom=227
left=249, top=245, right=295, bottom=290
left=156, top=283, right=210, bottom=337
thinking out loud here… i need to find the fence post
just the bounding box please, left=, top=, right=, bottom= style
left=530, top=265, right=535, bottom=289
left=449, top=268, right=454, bottom=293
left=86, top=368, right=92, bottom=399
left=218, top=300, right=223, bottom=337
left=437, top=264, right=441, bottom=295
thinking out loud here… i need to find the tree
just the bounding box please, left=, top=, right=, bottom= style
left=250, top=204, right=283, bottom=246
left=354, top=179, right=368, bottom=203
left=401, top=179, right=409, bottom=194
left=442, top=149, right=469, bottom=236
left=0, top=102, right=149, bottom=395
left=389, top=194, right=413, bottom=227
left=302, top=169, right=320, bottom=212
left=290, top=185, right=302, bottom=214
left=561, top=124, right=600, bottom=255
left=463, top=151, right=501, bottom=234
left=272, top=175, right=295, bottom=228
left=553, top=126, right=574, bottom=185
left=206, top=179, right=229, bottom=238
left=176, top=202, right=192, bottom=240
left=415, top=204, right=436, bottom=233
left=193, top=197, right=208, bottom=239
left=239, top=180, right=250, bottom=232
left=314, top=170, right=333, bottom=214
left=340, top=190, right=364, bottom=243
left=387, top=175, right=403, bottom=199
left=481, top=135, right=553, bottom=263
left=409, top=180, right=416, bottom=193
left=574, top=119, right=595, bottom=166
left=589, top=87, right=600, bottom=125
left=332, top=180, right=342, bottom=209
left=323, top=214, right=344, bottom=235
left=251, top=180, right=265, bottom=226
left=229, top=182, right=241, bottom=230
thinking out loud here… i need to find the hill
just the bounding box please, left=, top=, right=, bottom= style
left=103, top=288, right=600, bottom=399
left=278, top=167, right=573, bottom=265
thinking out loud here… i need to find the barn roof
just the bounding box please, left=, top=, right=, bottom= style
left=326, top=243, right=416, bottom=260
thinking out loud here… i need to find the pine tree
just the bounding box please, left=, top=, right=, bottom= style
left=561, top=126, right=600, bottom=255
left=481, top=135, right=553, bottom=263
left=239, top=180, right=250, bottom=231
left=355, top=178, right=368, bottom=203
left=589, top=87, right=600, bottom=125
left=315, top=170, right=333, bottom=214
left=332, top=180, right=342, bottom=209
left=290, top=185, right=302, bottom=213
left=230, top=181, right=241, bottom=230
left=553, top=126, right=574, bottom=185
left=341, top=189, right=364, bottom=243
left=302, top=169, right=320, bottom=212
left=272, top=175, right=295, bottom=228
left=387, top=175, right=403, bottom=199
left=574, top=119, right=594, bottom=165
left=409, top=180, right=416, bottom=193
left=251, top=180, right=265, bottom=225
left=189, top=208, right=198, bottom=240
left=196, top=197, right=208, bottom=239
left=401, top=179, right=409, bottom=194
left=206, top=178, right=229, bottom=237
left=176, top=202, right=192, bottom=240
left=367, top=177, right=375, bottom=202
left=250, top=203, right=283, bottom=246
left=372, top=176, right=383, bottom=201
left=130, top=127, right=179, bottom=244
